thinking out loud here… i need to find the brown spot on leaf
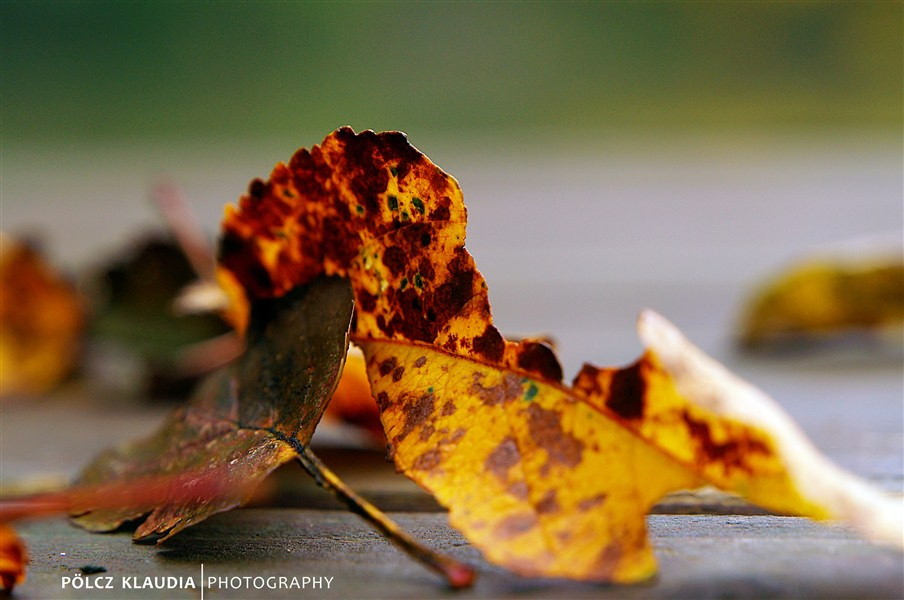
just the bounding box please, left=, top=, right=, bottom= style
left=382, top=246, right=407, bottom=276
left=444, top=428, right=466, bottom=444
left=495, top=513, right=537, bottom=539
left=217, top=232, right=275, bottom=299
left=470, top=372, right=522, bottom=406
left=536, top=490, right=560, bottom=514
left=526, top=403, right=584, bottom=468
left=248, top=178, right=267, bottom=199
left=516, top=341, right=564, bottom=382
left=375, top=392, right=390, bottom=411
left=433, top=250, right=475, bottom=319
left=398, top=393, right=435, bottom=442
left=473, top=325, right=505, bottom=362
left=357, top=289, right=377, bottom=314
left=508, top=481, right=529, bottom=501
left=413, top=448, right=442, bottom=471
left=607, top=360, right=646, bottom=420
left=418, top=423, right=436, bottom=442
left=441, top=401, right=456, bottom=417
left=392, top=366, right=405, bottom=382
left=387, top=289, right=436, bottom=343
left=378, top=357, right=397, bottom=377
left=578, top=494, right=607, bottom=511
left=591, top=544, right=622, bottom=579
left=414, top=356, right=427, bottom=368
left=683, top=410, right=771, bottom=473
left=429, top=198, right=451, bottom=221
left=485, top=437, right=520, bottom=482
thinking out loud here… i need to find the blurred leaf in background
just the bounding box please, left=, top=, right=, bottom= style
left=87, top=235, right=233, bottom=398
left=0, top=235, right=84, bottom=398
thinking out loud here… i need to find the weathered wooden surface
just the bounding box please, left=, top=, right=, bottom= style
left=11, top=511, right=903, bottom=599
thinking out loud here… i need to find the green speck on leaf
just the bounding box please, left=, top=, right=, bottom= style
left=400, top=277, right=408, bottom=290
left=401, top=210, right=410, bottom=221
left=428, top=386, right=434, bottom=394
left=388, top=196, right=398, bottom=211
left=524, top=383, right=539, bottom=401
left=414, top=273, right=423, bottom=289
left=390, top=166, right=399, bottom=176
left=412, top=197, right=425, bottom=215
left=356, top=205, right=364, bottom=215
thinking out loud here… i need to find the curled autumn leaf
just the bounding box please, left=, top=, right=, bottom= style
left=219, top=127, right=562, bottom=382
left=88, top=235, right=236, bottom=397
left=0, top=234, right=85, bottom=397
left=73, top=277, right=354, bottom=540
left=218, top=127, right=903, bottom=583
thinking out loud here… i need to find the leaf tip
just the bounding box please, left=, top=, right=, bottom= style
left=636, top=309, right=681, bottom=349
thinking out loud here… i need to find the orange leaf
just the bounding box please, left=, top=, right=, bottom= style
left=219, top=127, right=561, bottom=381
left=323, top=345, right=384, bottom=440
left=0, top=234, right=84, bottom=397
left=0, top=524, right=27, bottom=592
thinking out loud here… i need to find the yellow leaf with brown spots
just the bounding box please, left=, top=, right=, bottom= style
left=737, top=251, right=904, bottom=349
left=218, top=128, right=902, bottom=583
left=362, top=312, right=901, bottom=581
left=364, top=339, right=700, bottom=582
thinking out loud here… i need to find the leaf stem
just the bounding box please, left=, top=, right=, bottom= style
left=151, top=179, right=216, bottom=282
left=295, top=447, right=475, bottom=589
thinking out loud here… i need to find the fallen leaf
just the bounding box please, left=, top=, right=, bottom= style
left=738, top=251, right=904, bottom=349
left=631, top=310, right=903, bottom=547
left=71, top=275, right=473, bottom=586
left=364, top=317, right=901, bottom=581
left=364, top=337, right=699, bottom=581
left=218, top=127, right=903, bottom=583
left=0, top=524, right=27, bottom=592
left=72, top=276, right=353, bottom=540
left=0, top=234, right=84, bottom=397
left=89, top=235, right=232, bottom=374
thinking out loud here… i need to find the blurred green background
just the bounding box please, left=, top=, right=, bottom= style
left=3, top=1, right=901, bottom=146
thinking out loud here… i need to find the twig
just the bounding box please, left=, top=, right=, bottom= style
left=295, top=447, right=475, bottom=589
left=151, top=179, right=216, bottom=282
